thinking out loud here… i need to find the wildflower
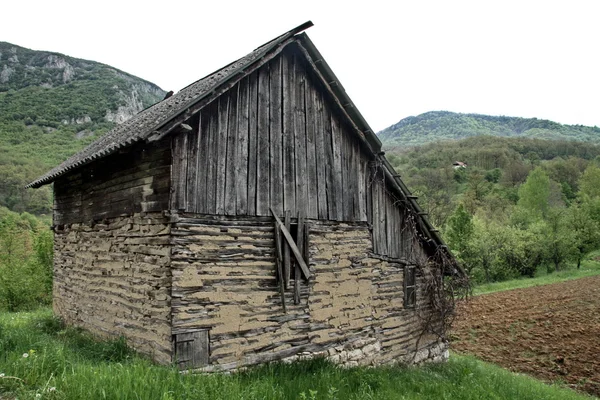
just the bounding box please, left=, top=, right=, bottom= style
left=36, top=394, right=41, bottom=399
left=29, top=349, right=36, bottom=355
left=0, top=373, right=5, bottom=377
left=49, top=387, right=56, bottom=392
left=23, top=353, right=29, bottom=358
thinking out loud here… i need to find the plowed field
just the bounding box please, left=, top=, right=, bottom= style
left=452, top=275, right=600, bottom=397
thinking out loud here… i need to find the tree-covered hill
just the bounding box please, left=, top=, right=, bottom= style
left=0, top=42, right=166, bottom=214
left=378, top=111, right=600, bottom=147
left=385, top=134, right=600, bottom=284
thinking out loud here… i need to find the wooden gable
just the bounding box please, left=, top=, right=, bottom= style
left=170, top=43, right=371, bottom=222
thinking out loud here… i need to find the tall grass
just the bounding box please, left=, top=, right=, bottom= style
left=0, top=309, right=592, bottom=400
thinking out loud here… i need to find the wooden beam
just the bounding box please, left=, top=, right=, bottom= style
left=283, top=210, right=291, bottom=289
left=270, top=207, right=311, bottom=279
left=274, top=222, right=287, bottom=314
left=295, top=213, right=305, bottom=304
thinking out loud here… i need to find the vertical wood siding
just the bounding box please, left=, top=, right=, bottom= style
left=171, top=49, right=369, bottom=222
left=369, top=173, right=429, bottom=261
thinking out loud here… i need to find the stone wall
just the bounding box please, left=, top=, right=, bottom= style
left=171, top=214, right=446, bottom=371
left=53, top=212, right=172, bottom=363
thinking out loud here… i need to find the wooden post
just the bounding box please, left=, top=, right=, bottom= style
left=295, top=213, right=305, bottom=304
left=284, top=210, right=291, bottom=289
left=274, top=222, right=287, bottom=314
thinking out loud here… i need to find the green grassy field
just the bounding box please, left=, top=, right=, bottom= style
left=473, top=250, right=600, bottom=296
left=0, top=309, right=593, bottom=400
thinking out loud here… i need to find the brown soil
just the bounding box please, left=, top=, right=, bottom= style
left=451, top=275, right=600, bottom=397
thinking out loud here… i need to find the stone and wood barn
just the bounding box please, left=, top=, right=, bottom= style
left=28, top=22, right=463, bottom=370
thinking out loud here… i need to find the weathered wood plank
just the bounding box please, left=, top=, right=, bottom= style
left=330, top=114, right=343, bottom=220
left=205, top=101, right=218, bottom=215
left=351, top=138, right=360, bottom=221
left=236, top=76, right=249, bottom=215
left=55, top=166, right=170, bottom=203
left=215, top=95, right=229, bottom=214
left=270, top=208, right=311, bottom=279
left=314, top=89, right=328, bottom=220
left=197, top=109, right=210, bottom=214
left=274, top=220, right=287, bottom=314
left=284, top=209, right=291, bottom=289
left=295, top=212, right=305, bottom=304
left=294, top=57, right=308, bottom=218
left=371, top=174, right=380, bottom=253
left=282, top=52, right=296, bottom=213
left=225, top=86, right=238, bottom=215
left=387, top=193, right=395, bottom=258
left=256, top=64, right=270, bottom=216
left=305, top=77, right=318, bottom=219
left=185, top=115, right=200, bottom=212
left=378, top=179, right=388, bottom=256
left=171, top=132, right=189, bottom=210
left=366, top=163, right=374, bottom=225
left=342, top=134, right=352, bottom=220
left=269, top=57, right=284, bottom=216
left=323, top=104, right=336, bottom=220
left=247, top=71, right=259, bottom=215
left=358, top=158, right=367, bottom=222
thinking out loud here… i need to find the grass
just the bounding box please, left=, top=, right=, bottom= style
left=473, top=250, right=600, bottom=296
left=0, top=309, right=594, bottom=400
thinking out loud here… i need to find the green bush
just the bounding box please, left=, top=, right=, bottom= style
left=0, top=209, right=53, bottom=311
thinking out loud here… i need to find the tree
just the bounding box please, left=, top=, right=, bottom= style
left=579, top=164, right=600, bottom=200
left=445, top=203, right=474, bottom=257
left=543, top=208, right=576, bottom=272
left=567, top=203, right=600, bottom=268
left=517, top=167, right=550, bottom=219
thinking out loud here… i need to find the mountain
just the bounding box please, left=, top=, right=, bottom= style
left=378, top=111, right=600, bottom=148
left=0, top=41, right=166, bottom=214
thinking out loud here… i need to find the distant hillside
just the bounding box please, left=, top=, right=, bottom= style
left=0, top=42, right=166, bottom=214
left=378, top=111, right=600, bottom=148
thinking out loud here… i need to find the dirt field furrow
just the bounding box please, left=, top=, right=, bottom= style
left=452, top=275, right=600, bottom=397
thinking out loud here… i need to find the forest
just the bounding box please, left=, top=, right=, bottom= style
left=379, top=111, right=600, bottom=147
left=386, top=135, right=600, bottom=284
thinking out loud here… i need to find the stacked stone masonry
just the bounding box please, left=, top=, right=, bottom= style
left=171, top=215, right=446, bottom=371
left=53, top=212, right=172, bottom=364
left=53, top=211, right=446, bottom=369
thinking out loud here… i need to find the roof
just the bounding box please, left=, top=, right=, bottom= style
left=26, top=21, right=317, bottom=189
left=26, top=22, right=462, bottom=275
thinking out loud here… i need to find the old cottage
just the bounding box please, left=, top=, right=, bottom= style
left=28, top=22, right=463, bottom=370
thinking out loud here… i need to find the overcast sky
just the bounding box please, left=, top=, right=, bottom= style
left=2, top=0, right=599, bottom=132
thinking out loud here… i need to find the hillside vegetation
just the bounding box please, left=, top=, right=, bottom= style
left=0, top=41, right=165, bottom=214
left=379, top=111, right=600, bottom=147
left=386, top=135, right=600, bottom=284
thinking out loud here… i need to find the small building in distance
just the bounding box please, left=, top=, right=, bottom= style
left=28, top=22, right=464, bottom=371
left=453, top=161, right=467, bottom=169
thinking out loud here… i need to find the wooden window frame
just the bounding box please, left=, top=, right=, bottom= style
left=404, top=265, right=416, bottom=309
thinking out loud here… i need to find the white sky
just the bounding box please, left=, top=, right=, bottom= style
left=1, top=0, right=599, bottom=132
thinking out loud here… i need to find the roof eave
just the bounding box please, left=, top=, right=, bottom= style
left=295, top=34, right=382, bottom=153
left=26, top=21, right=316, bottom=189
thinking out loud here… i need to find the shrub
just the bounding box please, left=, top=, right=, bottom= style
left=0, top=210, right=53, bottom=311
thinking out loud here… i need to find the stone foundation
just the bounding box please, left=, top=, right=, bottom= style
left=284, top=339, right=448, bottom=367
